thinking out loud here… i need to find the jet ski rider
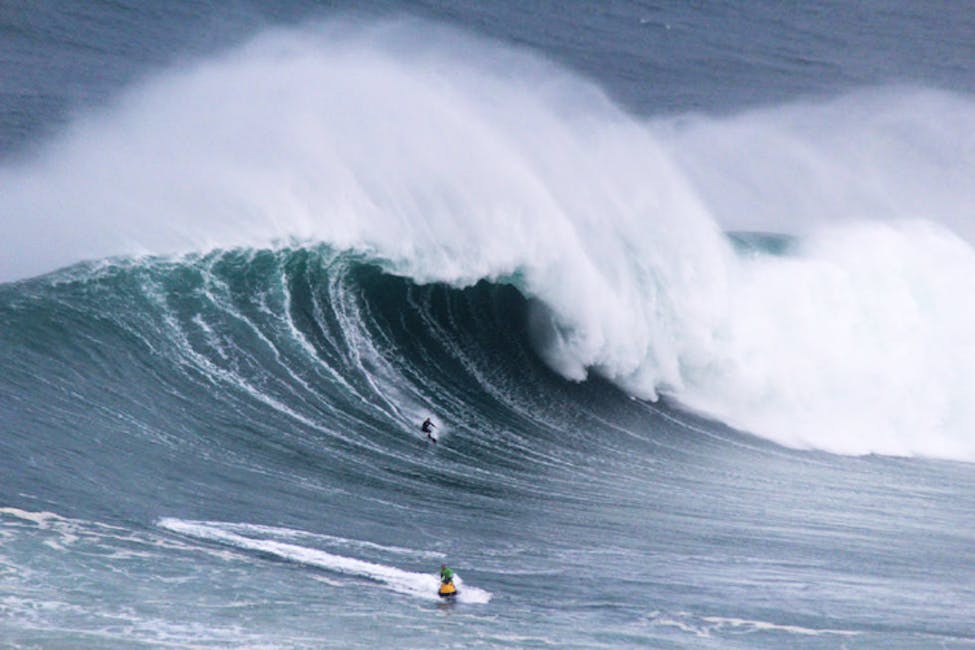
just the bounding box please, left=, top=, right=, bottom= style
left=440, top=564, right=454, bottom=585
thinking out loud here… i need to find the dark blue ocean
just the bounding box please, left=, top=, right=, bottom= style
left=2, top=2, right=975, bottom=648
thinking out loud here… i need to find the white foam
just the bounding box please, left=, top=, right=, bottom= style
left=0, top=507, right=67, bottom=527
left=701, top=615, right=858, bottom=637
left=673, top=220, right=975, bottom=458
left=647, top=610, right=859, bottom=638
left=158, top=518, right=491, bottom=603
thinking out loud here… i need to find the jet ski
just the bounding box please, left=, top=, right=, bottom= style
left=438, top=581, right=457, bottom=598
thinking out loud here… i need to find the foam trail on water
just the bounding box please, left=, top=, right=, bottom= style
left=2, top=21, right=974, bottom=460
left=158, top=518, right=491, bottom=603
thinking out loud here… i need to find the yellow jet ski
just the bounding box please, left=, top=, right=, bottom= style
left=438, top=581, right=457, bottom=598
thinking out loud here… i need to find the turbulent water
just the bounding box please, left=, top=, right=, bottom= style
left=1, top=2, right=974, bottom=648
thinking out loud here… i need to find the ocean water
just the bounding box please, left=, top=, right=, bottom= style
left=1, top=2, right=974, bottom=648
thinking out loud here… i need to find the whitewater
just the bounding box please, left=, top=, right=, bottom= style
left=3, top=22, right=975, bottom=459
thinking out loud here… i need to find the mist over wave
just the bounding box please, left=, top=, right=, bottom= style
left=2, top=20, right=974, bottom=460
left=656, top=88, right=975, bottom=240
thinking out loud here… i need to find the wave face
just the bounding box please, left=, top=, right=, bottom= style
left=2, top=23, right=975, bottom=459
left=0, top=247, right=662, bottom=511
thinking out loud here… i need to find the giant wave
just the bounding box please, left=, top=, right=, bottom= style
left=2, top=20, right=974, bottom=460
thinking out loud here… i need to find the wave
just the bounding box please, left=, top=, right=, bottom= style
left=2, top=20, right=974, bottom=460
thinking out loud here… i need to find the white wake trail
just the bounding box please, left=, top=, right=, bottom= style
left=158, top=518, right=491, bottom=603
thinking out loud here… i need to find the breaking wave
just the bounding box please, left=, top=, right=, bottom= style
left=2, top=21, right=974, bottom=460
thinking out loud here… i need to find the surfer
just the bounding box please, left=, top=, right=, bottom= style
left=422, top=417, right=437, bottom=442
